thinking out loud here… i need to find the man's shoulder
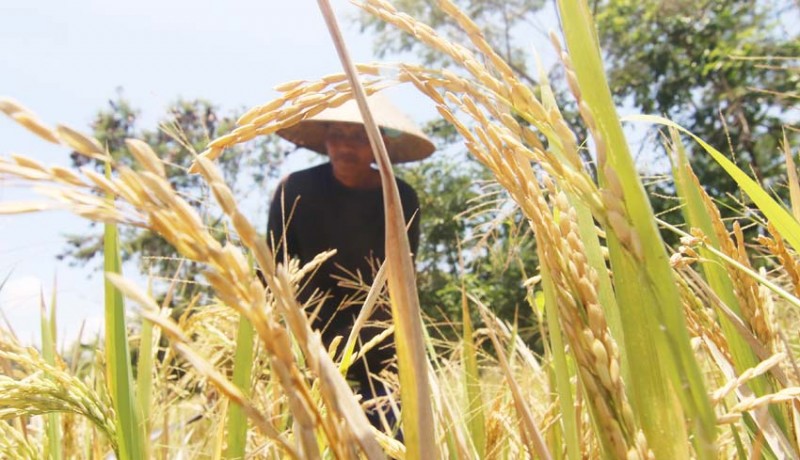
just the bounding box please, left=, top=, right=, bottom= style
left=395, top=176, right=418, bottom=199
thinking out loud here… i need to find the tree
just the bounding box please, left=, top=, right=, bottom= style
left=597, top=0, right=800, bottom=206
left=361, top=0, right=799, bottom=203
left=59, top=91, right=286, bottom=301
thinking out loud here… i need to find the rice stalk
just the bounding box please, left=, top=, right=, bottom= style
left=194, top=154, right=385, bottom=458
left=472, top=296, right=551, bottom=460
left=461, top=284, right=486, bottom=458
left=40, top=280, right=62, bottom=460
left=712, top=353, right=787, bottom=405
left=681, top=154, right=776, bottom=353
left=0, top=117, right=387, bottom=457
left=135, top=280, right=156, bottom=448
left=195, top=0, right=661, bottom=456
left=661, top=218, right=800, bottom=315
left=556, top=2, right=717, bottom=457
left=3, top=1, right=799, bottom=458
left=102, top=162, right=146, bottom=460
left=631, top=115, right=800, bottom=256
left=668, top=126, right=786, bottom=437
left=317, top=1, right=434, bottom=457
left=105, top=273, right=301, bottom=458
left=540, top=260, right=580, bottom=460
left=224, top=310, right=255, bottom=459
left=339, top=261, right=388, bottom=375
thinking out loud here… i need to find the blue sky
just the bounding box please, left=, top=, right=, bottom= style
left=0, top=0, right=438, bottom=346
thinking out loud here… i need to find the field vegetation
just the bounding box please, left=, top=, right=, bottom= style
left=1, top=0, right=799, bottom=458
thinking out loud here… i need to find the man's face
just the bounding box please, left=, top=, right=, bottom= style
left=324, top=123, right=376, bottom=169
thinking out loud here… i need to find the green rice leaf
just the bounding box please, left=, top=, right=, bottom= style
left=225, top=313, right=255, bottom=460
left=540, top=267, right=579, bottom=460
left=40, top=281, right=61, bottom=460
left=461, top=286, right=486, bottom=458
left=631, top=114, right=800, bottom=253
left=135, top=279, right=155, bottom=447
left=104, top=163, right=145, bottom=460
left=556, top=2, right=716, bottom=457
left=668, top=128, right=777, bottom=394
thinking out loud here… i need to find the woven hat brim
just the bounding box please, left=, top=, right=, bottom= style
left=275, top=93, right=435, bottom=163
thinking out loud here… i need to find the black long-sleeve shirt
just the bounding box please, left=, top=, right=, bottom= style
left=267, top=163, right=420, bottom=370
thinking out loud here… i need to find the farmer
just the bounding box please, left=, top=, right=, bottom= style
left=268, top=93, right=435, bottom=427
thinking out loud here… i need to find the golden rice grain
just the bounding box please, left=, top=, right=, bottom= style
left=0, top=97, right=28, bottom=116
left=125, top=138, right=166, bottom=177
left=0, top=160, right=53, bottom=181
left=56, top=124, right=106, bottom=158
left=81, top=167, right=121, bottom=197
left=12, top=111, right=60, bottom=144
left=49, top=165, right=87, bottom=187
left=11, top=154, right=48, bottom=172
left=273, top=79, right=307, bottom=92
left=0, top=201, right=55, bottom=214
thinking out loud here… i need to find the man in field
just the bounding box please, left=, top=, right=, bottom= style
left=268, top=93, right=434, bottom=428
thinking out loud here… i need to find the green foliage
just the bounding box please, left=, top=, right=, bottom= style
left=225, top=314, right=254, bottom=460
left=103, top=187, right=146, bottom=460
left=597, top=0, right=800, bottom=204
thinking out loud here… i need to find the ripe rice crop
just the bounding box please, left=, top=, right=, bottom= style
left=2, top=0, right=799, bottom=458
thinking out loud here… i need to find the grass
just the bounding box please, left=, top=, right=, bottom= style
left=1, top=0, right=800, bottom=458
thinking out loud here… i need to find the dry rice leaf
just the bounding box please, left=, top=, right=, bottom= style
left=781, top=130, right=800, bottom=222
left=0, top=201, right=55, bottom=214
left=11, top=112, right=60, bottom=144
left=473, top=295, right=552, bottom=460
left=56, top=125, right=106, bottom=159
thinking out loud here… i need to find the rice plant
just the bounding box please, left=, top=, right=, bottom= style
left=1, top=0, right=800, bottom=458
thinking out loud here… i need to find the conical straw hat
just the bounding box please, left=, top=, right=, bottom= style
left=276, top=92, right=435, bottom=163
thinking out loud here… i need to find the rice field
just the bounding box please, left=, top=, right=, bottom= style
left=2, top=0, right=800, bottom=458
